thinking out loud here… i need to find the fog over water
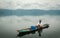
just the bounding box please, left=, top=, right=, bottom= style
left=0, top=15, right=60, bottom=38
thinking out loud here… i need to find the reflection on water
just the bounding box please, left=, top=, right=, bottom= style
left=0, top=15, right=60, bottom=38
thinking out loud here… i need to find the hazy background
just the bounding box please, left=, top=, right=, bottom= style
left=0, top=10, right=60, bottom=38
left=0, top=0, right=60, bottom=38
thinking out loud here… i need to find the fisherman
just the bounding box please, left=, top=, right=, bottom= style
left=30, top=20, right=42, bottom=36
left=36, top=20, right=42, bottom=28
left=36, top=20, right=42, bottom=36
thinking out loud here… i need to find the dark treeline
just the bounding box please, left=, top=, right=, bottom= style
left=0, top=9, right=60, bottom=16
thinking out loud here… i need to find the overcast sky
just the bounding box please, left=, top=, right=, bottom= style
left=0, top=0, right=60, bottom=10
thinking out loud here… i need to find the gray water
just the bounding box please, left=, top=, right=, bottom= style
left=0, top=15, right=60, bottom=38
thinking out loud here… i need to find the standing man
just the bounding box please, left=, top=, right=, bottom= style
left=36, top=20, right=42, bottom=36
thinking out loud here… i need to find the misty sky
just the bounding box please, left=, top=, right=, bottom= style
left=0, top=0, right=60, bottom=10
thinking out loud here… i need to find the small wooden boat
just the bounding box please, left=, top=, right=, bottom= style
left=16, top=24, right=49, bottom=37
